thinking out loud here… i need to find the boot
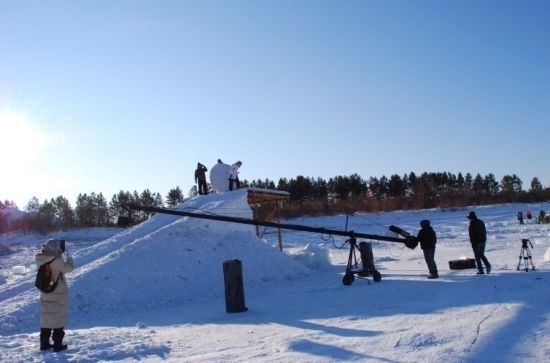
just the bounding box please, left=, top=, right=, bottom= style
left=52, top=328, right=67, bottom=352
left=40, top=328, right=53, bottom=351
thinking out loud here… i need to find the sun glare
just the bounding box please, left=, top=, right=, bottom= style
left=0, top=109, right=49, bottom=169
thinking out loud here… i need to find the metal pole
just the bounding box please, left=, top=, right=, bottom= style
left=125, top=204, right=409, bottom=244
left=276, top=202, right=283, bottom=252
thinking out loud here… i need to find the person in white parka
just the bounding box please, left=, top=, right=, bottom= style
left=35, top=238, right=75, bottom=352
left=228, top=161, right=242, bottom=191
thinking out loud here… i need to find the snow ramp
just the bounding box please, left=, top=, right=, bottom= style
left=0, top=189, right=310, bottom=334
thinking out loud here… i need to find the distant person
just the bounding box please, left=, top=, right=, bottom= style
left=517, top=211, right=524, bottom=224
left=217, top=159, right=223, bottom=164
left=416, top=219, right=438, bottom=279
left=35, top=239, right=75, bottom=352
left=228, top=161, right=242, bottom=191
left=526, top=211, right=532, bottom=221
left=467, top=211, right=491, bottom=274
left=195, top=162, right=208, bottom=195
left=540, top=210, right=547, bottom=223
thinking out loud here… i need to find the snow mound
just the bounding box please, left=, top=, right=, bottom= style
left=289, top=243, right=332, bottom=269
left=0, top=189, right=310, bottom=333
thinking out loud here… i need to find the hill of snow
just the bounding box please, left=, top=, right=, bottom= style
left=0, top=189, right=310, bottom=333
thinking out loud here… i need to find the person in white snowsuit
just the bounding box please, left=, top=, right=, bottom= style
left=35, top=238, right=75, bottom=352
left=228, top=161, right=242, bottom=191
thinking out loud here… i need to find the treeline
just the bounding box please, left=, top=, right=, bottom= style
left=247, top=172, right=550, bottom=217
left=0, top=187, right=186, bottom=234
left=1, top=171, right=549, bottom=234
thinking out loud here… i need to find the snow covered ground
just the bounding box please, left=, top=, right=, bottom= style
left=1, top=189, right=549, bottom=362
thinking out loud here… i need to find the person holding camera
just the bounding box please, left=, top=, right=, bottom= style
left=416, top=219, right=438, bottom=279
left=467, top=211, right=491, bottom=274
left=35, top=239, right=75, bottom=352
left=195, top=162, right=209, bottom=195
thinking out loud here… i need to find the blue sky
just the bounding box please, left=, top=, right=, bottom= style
left=1, top=0, right=549, bottom=208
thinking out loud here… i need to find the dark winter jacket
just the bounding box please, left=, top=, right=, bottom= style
left=194, top=164, right=208, bottom=182
left=417, top=226, right=437, bottom=250
left=468, top=218, right=487, bottom=244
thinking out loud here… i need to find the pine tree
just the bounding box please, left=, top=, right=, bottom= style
left=530, top=177, right=543, bottom=192
left=166, top=187, right=184, bottom=207
left=25, top=197, right=40, bottom=213
left=53, top=196, right=75, bottom=228
left=110, top=191, right=135, bottom=227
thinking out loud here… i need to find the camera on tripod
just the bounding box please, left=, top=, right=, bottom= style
left=517, top=238, right=535, bottom=272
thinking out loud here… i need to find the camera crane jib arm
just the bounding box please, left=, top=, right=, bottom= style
left=125, top=204, right=409, bottom=244
left=126, top=204, right=419, bottom=285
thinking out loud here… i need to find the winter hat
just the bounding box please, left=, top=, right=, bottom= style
left=41, top=238, right=63, bottom=255
left=467, top=211, right=477, bottom=220
left=420, top=219, right=430, bottom=228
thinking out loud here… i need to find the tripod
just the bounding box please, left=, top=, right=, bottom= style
left=342, top=236, right=382, bottom=285
left=517, top=238, right=535, bottom=272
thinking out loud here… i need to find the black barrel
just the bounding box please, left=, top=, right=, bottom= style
left=359, top=241, right=382, bottom=282
left=359, top=242, right=375, bottom=272
left=223, top=259, right=247, bottom=313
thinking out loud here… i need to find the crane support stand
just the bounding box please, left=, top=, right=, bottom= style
left=342, top=237, right=382, bottom=285
left=517, top=239, right=536, bottom=272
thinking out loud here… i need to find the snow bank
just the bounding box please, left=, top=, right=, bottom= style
left=0, top=189, right=310, bottom=333
left=288, top=243, right=332, bottom=269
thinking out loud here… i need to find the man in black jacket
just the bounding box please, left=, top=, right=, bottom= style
left=416, top=219, right=438, bottom=279
left=194, top=162, right=208, bottom=195
left=467, top=211, right=491, bottom=274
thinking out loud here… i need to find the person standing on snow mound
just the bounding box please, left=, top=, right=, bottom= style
left=228, top=161, right=242, bottom=191
left=35, top=238, right=75, bottom=352
left=195, top=162, right=209, bottom=195
left=467, top=211, right=491, bottom=275
left=416, top=219, right=438, bottom=279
